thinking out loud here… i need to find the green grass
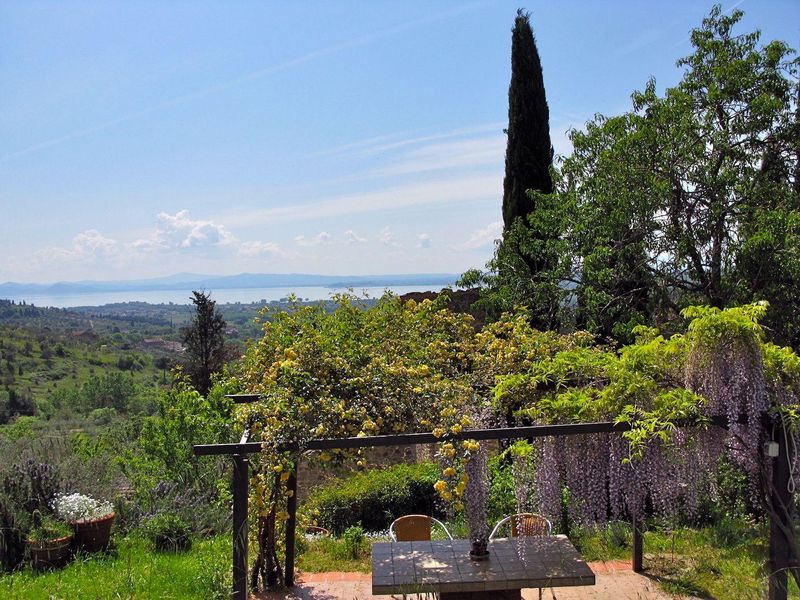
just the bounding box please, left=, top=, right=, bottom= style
left=296, top=536, right=373, bottom=573
left=571, top=519, right=799, bottom=600
left=0, top=535, right=231, bottom=600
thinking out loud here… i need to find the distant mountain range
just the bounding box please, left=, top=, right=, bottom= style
left=0, top=272, right=459, bottom=296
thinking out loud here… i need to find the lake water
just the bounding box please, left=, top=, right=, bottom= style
left=6, top=285, right=448, bottom=308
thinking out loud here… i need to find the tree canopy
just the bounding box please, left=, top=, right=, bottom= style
left=470, top=6, right=800, bottom=347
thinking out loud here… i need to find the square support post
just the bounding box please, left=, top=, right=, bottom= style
left=285, top=466, right=299, bottom=587
left=632, top=514, right=643, bottom=573
left=233, top=455, right=249, bottom=600
left=768, top=426, right=792, bottom=600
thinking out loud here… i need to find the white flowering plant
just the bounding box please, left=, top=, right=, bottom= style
left=54, top=493, right=114, bottom=523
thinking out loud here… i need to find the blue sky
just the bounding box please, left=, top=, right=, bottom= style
left=1, top=1, right=797, bottom=283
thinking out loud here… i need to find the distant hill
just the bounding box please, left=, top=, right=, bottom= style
left=0, top=272, right=459, bottom=297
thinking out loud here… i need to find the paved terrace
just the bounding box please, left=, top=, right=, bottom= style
left=254, top=561, right=685, bottom=600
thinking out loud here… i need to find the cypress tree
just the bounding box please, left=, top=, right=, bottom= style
left=502, top=9, right=553, bottom=230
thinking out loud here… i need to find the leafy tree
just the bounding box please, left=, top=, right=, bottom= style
left=182, top=291, right=227, bottom=396
left=469, top=6, right=799, bottom=345
left=563, top=6, right=798, bottom=344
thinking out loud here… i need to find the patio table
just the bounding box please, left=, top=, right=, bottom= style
left=371, top=535, right=595, bottom=599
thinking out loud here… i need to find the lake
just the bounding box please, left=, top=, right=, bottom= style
left=6, top=285, right=448, bottom=308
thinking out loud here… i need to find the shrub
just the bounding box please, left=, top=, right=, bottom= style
left=146, top=512, right=192, bottom=552
left=303, top=462, right=443, bottom=534
left=0, top=492, right=29, bottom=571
left=340, top=525, right=365, bottom=560
left=2, top=460, right=61, bottom=516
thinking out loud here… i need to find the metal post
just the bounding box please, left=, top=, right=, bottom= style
left=632, top=514, right=643, bottom=573
left=232, top=455, right=249, bottom=600
left=768, top=426, right=792, bottom=600
left=285, top=465, right=299, bottom=587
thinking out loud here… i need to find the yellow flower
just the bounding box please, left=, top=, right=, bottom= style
left=460, top=415, right=471, bottom=427
left=454, top=501, right=464, bottom=511
left=433, top=480, right=447, bottom=493
left=441, top=491, right=453, bottom=502
left=433, top=428, right=445, bottom=439
left=280, top=472, right=290, bottom=482
left=273, top=464, right=283, bottom=473
left=277, top=511, right=290, bottom=521
left=450, top=424, right=462, bottom=435
left=443, top=467, right=456, bottom=478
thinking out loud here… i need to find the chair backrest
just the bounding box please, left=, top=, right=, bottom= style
left=510, top=513, right=551, bottom=537
left=391, top=515, right=432, bottom=541
left=489, top=513, right=552, bottom=539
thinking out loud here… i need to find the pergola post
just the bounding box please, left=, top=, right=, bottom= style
left=232, top=454, right=249, bottom=600
left=768, top=426, right=793, bottom=600
left=285, top=465, right=299, bottom=587
left=631, top=514, right=643, bottom=572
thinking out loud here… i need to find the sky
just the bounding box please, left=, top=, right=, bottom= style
left=1, top=1, right=798, bottom=283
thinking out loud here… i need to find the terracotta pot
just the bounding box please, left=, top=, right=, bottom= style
left=71, top=512, right=115, bottom=552
left=27, top=535, right=72, bottom=569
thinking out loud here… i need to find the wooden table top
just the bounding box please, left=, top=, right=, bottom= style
left=371, top=535, right=596, bottom=595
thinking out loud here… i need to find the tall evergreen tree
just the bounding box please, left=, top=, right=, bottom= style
left=502, top=9, right=553, bottom=230
left=182, top=291, right=226, bottom=396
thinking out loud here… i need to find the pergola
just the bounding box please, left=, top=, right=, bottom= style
left=193, top=394, right=795, bottom=600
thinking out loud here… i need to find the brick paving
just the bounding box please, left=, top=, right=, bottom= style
left=252, top=561, right=681, bottom=600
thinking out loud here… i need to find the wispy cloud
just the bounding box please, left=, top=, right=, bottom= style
left=1, top=2, right=490, bottom=163
left=451, top=221, right=502, bottom=251
left=344, top=230, right=367, bottom=244
left=224, top=172, right=501, bottom=226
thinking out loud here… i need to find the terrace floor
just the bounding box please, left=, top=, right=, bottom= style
left=254, top=560, right=685, bottom=599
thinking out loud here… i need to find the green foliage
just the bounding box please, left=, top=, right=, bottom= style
left=339, top=525, right=365, bottom=560
left=469, top=6, right=800, bottom=345
left=303, top=462, right=443, bottom=534
left=502, top=9, right=553, bottom=227
left=0, top=492, right=29, bottom=572
left=487, top=455, right=515, bottom=522
left=181, top=291, right=227, bottom=396
left=145, top=512, right=192, bottom=552
left=26, top=513, right=70, bottom=544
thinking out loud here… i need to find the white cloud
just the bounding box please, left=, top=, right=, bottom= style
left=72, top=230, right=119, bottom=256
left=452, top=221, right=503, bottom=251
left=378, top=226, right=399, bottom=246
left=416, top=233, right=432, bottom=249
left=34, top=229, right=119, bottom=265
left=294, top=231, right=331, bottom=246
left=344, top=230, right=367, bottom=244
left=139, top=210, right=237, bottom=249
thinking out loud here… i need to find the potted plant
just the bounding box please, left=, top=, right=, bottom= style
left=26, top=510, right=72, bottom=569
left=55, top=493, right=115, bottom=552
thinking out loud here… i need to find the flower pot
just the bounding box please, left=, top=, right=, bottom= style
left=27, top=535, right=72, bottom=569
left=469, top=540, right=490, bottom=561
left=71, top=512, right=115, bottom=552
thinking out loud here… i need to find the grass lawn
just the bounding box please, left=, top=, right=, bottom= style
left=0, top=535, right=231, bottom=600
left=571, top=520, right=799, bottom=599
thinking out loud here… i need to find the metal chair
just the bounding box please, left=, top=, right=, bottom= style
left=489, top=512, right=552, bottom=539
left=389, top=514, right=453, bottom=542
left=489, top=513, right=553, bottom=600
